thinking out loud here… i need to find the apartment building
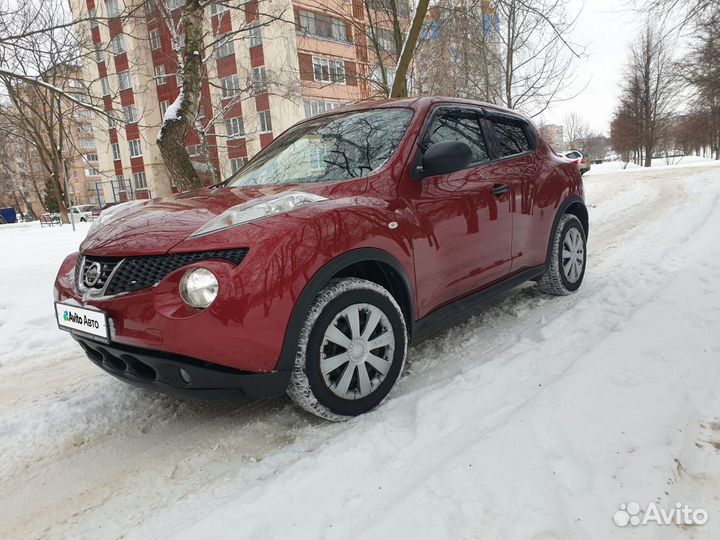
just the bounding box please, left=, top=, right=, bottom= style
left=2, top=65, right=101, bottom=212
left=70, top=0, right=404, bottom=203
left=539, top=124, right=565, bottom=152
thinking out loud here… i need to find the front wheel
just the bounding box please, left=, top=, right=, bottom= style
left=287, top=278, right=407, bottom=421
left=538, top=214, right=587, bottom=295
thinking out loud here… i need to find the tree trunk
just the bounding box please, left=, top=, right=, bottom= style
left=644, top=145, right=653, bottom=167
left=390, top=0, right=430, bottom=98
left=156, top=0, right=204, bottom=192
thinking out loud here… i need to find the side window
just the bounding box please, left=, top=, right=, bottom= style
left=492, top=120, right=531, bottom=157
left=423, top=109, right=489, bottom=165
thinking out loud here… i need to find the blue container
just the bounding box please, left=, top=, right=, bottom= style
left=0, top=207, right=18, bottom=224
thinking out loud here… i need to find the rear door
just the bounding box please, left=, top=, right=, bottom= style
left=483, top=114, right=543, bottom=272
left=400, top=106, right=513, bottom=317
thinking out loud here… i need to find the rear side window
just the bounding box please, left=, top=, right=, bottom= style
left=492, top=120, right=531, bottom=157
left=423, top=109, right=489, bottom=165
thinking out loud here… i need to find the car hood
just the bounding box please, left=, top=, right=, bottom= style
left=80, top=184, right=323, bottom=257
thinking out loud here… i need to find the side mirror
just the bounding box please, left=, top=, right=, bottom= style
left=421, top=141, right=473, bottom=177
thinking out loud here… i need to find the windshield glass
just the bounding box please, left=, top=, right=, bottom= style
left=227, top=108, right=413, bottom=187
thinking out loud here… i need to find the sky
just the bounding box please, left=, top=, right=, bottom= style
left=540, top=0, right=647, bottom=136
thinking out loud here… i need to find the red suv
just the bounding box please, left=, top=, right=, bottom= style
left=54, top=97, right=587, bottom=420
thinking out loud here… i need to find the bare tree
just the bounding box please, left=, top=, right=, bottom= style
left=413, top=1, right=501, bottom=101
left=390, top=0, right=430, bottom=97
left=682, top=7, right=720, bottom=159
left=563, top=112, right=589, bottom=149
left=613, top=21, right=679, bottom=167
left=494, top=0, right=585, bottom=117
left=0, top=0, right=99, bottom=222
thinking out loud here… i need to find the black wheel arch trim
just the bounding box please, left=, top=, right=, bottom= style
left=546, top=195, right=588, bottom=266
left=275, top=248, right=415, bottom=372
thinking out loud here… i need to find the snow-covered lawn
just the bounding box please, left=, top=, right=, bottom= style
left=1, top=162, right=720, bottom=540
left=587, top=155, right=715, bottom=175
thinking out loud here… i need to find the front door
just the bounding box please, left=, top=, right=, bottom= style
left=400, top=107, right=513, bottom=318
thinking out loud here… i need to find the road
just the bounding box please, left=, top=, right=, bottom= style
left=1, top=163, right=719, bottom=540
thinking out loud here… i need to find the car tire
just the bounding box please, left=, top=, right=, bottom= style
left=287, top=277, right=408, bottom=421
left=538, top=214, right=586, bottom=296
left=80, top=217, right=86, bottom=222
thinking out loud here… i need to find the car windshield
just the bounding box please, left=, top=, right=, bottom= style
left=227, top=108, right=413, bottom=187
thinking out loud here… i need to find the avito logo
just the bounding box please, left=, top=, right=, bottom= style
left=63, top=309, right=100, bottom=330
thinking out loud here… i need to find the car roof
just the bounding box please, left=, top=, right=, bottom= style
left=310, top=96, right=532, bottom=123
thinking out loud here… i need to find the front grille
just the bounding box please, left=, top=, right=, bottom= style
left=78, top=256, right=121, bottom=290
left=103, top=249, right=249, bottom=296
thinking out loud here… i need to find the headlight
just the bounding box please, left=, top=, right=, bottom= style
left=190, top=191, right=327, bottom=238
left=179, top=268, right=219, bottom=309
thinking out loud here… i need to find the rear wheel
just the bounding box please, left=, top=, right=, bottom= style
left=287, top=278, right=407, bottom=421
left=538, top=214, right=586, bottom=295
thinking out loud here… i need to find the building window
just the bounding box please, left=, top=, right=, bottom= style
left=258, top=110, right=272, bottom=133
left=216, top=36, right=235, bottom=58
left=94, top=43, right=105, bottom=63
left=197, top=104, right=206, bottom=120
left=160, top=100, right=169, bottom=115
left=312, top=57, right=345, bottom=84
left=187, top=145, right=202, bottom=157
left=123, top=104, right=138, bottom=124
left=220, top=75, right=241, bottom=98
left=367, top=0, right=410, bottom=18
left=111, top=143, right=121, bottom=161
left=118, top=71, right=132, bottom=91
left=106, top=0, right=121, bottom=18
left=303, top=100, right=344, bottom=118
left=85, top=168, right=100, bottom=177
left=111, top=34, right=126, bottom=55
left=77, top=109, right=93, bottom=120
left=78, top=124, right=94, bottom=133
left=85, top=153, right=99, bottom=162
left=80, top=139, right=96, bottom=149
left=230, top=157, right=248, bottom=174
left=107, top=113, right=116, bottom=129
left=128, top=139, right=142, bottom=158
left=133, top=171, right=147, bottom=189
left=252, top=66, right=267, bottom=92
left=100, top=77, right=110, bottom=96
left=248, top=25, right=262, bottom=48
left=210, top=3, right=229, bottom=16
left=154, top=65, right=167, bottom=85
left=298, top=10, right=348, bottom=42
left=375, top=27, right=396, bottom=53
left=149, top=28, right=161, bottom=50
left=371, top=65, right=397, bottom=89
left=89, top=8, right=98, bottom=27
left=225, top=116, right=244, bottom=139
left=116, top=175, right=126, bottom=192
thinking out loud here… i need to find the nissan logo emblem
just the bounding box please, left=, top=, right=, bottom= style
left=85, top=261, right=102, bottom=287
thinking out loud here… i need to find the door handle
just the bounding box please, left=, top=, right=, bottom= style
left=491, top=183, right=510, bottom=197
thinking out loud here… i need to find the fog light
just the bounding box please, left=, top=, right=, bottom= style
left=179, top=268, right=219, bottom=309
left=178, top=368, right=192, bottom=385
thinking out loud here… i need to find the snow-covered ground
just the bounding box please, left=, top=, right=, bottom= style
left=1, top=162, right=720, bottom=540
left=586, top=155, right=716, bottom=175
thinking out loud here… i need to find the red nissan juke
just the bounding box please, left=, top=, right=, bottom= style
left=54, top=97, right=588, bottom=420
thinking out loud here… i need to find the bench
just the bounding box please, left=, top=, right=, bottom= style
left=40, top=213, right=61, bottom=227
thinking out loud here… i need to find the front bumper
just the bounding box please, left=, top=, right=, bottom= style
left=75, top=337, right=290, bottom=400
